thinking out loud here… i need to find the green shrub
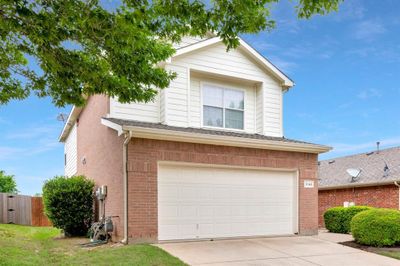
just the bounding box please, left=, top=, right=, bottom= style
left=42, top=175, right=95, bottom=236
left=351, top=208, right=400, bottom=247
left=324, top=206, right=372, bottom=233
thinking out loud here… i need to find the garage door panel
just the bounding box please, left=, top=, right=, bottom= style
left=158, top=164, right=297, bottom=241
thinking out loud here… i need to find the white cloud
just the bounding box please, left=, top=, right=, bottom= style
left=346, top=47, right=376, bottom=58
left=6, top=124, right=59, bottom=140
left=353, top=20, right=386, bottom=41
left=332, top=0, right=365, bottom=21
left=357, top=88, right=382, bottom=100
left=0, top=140, right=61, bottom=161
left=0, top=147, right=25, bottom=160
left=250, top=41, right=279, bottom=52
left=268, top=56, right=297, bottom=73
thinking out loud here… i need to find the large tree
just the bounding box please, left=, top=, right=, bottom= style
left=0, top=170, right=18, bottom=193
left=0, top=0, right=341, bottom=107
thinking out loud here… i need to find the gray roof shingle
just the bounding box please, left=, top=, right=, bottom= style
left=103, top=117, right=324, bottom=146
left=319, top=146, right=400, bottom=188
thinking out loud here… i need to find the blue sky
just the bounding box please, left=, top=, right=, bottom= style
left=1, top=0, right=399, bottom=195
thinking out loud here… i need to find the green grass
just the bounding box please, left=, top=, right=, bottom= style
left=377, top=251, right=400, bottom=260
left=0, top=224, right=186, bottom=266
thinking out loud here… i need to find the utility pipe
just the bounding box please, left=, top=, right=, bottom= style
left=121, top=131, right=132, bottom=244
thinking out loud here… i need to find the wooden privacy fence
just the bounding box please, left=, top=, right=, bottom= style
left=0, top=193, right=51, bottom=226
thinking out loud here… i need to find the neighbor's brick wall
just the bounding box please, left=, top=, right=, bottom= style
left=127, top=138, right=319, bottom=242
left=76, top=95, right=125, bottom=240
left=318, top=184, right=399, bottom=227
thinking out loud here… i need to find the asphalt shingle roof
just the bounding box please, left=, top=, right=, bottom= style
left=319, top=146, right=400, bottom=188
left=103, top=117, right=322, bottom=146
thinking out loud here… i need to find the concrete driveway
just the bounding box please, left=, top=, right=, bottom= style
left=156, top=234, right=399, bottom=266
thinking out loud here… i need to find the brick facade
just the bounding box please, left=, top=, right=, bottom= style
left=76, top=95, right=125, bottom=240
left=127, top=138, right=319, bottom=242
left=318, top=184, right=399, bottom=227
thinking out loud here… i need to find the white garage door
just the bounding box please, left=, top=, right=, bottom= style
left=158, top=163, right=298, bottom=241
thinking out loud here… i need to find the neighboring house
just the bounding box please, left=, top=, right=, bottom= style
left=318, top=146, right=400, bottom=227
left=59, top=35, right=330, bottom=243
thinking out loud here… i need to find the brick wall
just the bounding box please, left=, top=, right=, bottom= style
left=76, top=95, right=125, bottom=240
left=127, top=138, right=319, bottom=242
left=318, top=184, right=399, bottom=227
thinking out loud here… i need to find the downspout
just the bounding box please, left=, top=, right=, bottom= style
left=121, top=131, right=132, bottom=244
left=394, top=181, right=400, bottom=210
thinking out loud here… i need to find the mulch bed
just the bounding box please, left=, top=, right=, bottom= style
left=341, top=241, right=400, bottom=253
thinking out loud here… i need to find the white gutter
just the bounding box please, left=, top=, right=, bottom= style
left=121, top=131, right=132, bottom=245
left=100, top=118, right=331, bottom=154
left=122, top=125, right=331, bottom=154
left=59, top=106, right=83, bottom=142
left=319, top=180, right=400, bottom=190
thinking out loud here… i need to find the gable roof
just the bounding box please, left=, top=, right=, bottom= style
left=59, top=36, right=294, bottom=142
left=319, top=146, right=400, bottom=189
left=173, top=37, right=294, bottom=88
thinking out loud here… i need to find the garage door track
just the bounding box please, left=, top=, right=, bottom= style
left=156, top=235, right=399, bottom=266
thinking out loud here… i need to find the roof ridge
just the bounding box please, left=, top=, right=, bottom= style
left=320, top=145, right=400, bottom=162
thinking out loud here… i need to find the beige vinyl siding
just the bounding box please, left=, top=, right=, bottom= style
left=263, top=83, right=282, bottom=137
left=189, top=76, right=201, bottom=127
left=109, top=95, right=160, bottom=123
left=172, top=43, right=281, bottom=85
left=172, top=42, right=283, bottom=136
left=256, top=85, right=264, bottom=134
left=64, top=123, right=77, bottom=177
left=164, top=64, right=189, bottom=127
left=160, top=89, right=166, bottom=123
left=107, top=40, right=284, bottom=137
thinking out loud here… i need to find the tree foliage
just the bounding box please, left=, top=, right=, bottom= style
left=0, top=170, right=18, bottom=193
left=0, top=0, right=342, bottom=107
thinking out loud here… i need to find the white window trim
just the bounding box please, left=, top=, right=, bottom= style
left=200, top=81, right=247, bottom=132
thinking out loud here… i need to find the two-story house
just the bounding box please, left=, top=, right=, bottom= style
left=60, top=35, right=330, bottom=243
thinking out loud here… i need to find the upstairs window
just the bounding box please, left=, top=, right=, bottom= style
left=202, top=84, right=244, bottom=130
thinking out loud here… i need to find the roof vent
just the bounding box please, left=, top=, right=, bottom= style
left=377, top=141, right=380, bottom=154
left=366, top=151, right=374, bottom=156
left=328, top=160, right=335, bottom=164
left=347, top=168, right=361, bottom=182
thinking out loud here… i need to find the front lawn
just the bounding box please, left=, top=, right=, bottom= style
left=0, top=224, right=186, bottom=266
left=377, top=251, right=400, bottom=260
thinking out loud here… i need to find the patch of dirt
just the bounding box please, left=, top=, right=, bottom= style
left=341, top=241, right=400, bottom=253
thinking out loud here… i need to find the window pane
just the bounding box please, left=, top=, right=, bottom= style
left=203, top=85, right=223, bottom=107
left=203, top=106, right=223, bottom=127
left=224, top=89, right=244, bottom=110
left=225, top=109, right=244, bottom=129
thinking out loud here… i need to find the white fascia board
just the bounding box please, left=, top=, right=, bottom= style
left=119, top=125, right=331, bottom=154
left=59, top=106, right=83, bottom=142
left=174, top=37, right=221, bottom=57
left=100, top=118, right=124, bottom=136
